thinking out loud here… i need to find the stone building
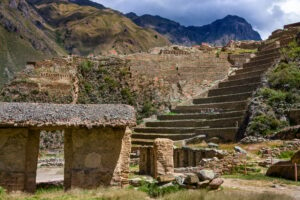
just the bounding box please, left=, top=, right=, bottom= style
left=0, top=103, right=136, bottom=192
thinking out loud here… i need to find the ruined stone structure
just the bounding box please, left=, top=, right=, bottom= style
left=139, top=145, right=226, bottom=176
left=0, top=103, right=135, bottom=192
left=133, top=25, right=300, bottom=146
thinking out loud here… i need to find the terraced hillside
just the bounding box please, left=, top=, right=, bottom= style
left=132, top=24, right=300, bottom=146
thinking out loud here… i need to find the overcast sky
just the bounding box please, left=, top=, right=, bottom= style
left=92, top=0, right=300, bottom=39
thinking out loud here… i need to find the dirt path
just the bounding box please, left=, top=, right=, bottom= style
left=223, top=178, right=300, bottom=200
left=36, top=167, right=63, bottom=183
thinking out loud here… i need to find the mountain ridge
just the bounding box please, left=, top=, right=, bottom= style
left=126, top=13, right=262, bottom=46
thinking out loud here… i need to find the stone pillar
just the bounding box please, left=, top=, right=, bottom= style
left=24, top=129, right=40, bottom=193
left=153, top=139, right=174, bottom=178
left=64, top=127, right=130, bottom=189
left=0, top=128, right=40, bottom=192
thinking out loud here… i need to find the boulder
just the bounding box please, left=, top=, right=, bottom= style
left=267, top=150, right=300, bottom=181
left=197, top=169, right=215, bottom=181
left=208, top=178, right=224, bottom=190
left=234, top=146, right=247, bottom=154
left=208, top=143, right=219, bottom=149
left=184, top=173, right=199, bottom=185
left=291, top=150, right=300, bottom=164
left=197, top=180, right=210, bottom=189
left=185, top=135, right=206, bottom=145
left=129, top=178, right=143, bottom=187
left=157, top=174, right=175, bottom=183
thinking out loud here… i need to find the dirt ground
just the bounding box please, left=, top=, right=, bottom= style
left=223, top=178, right=300, bottom=200
left=36, top=167, right=300, bottom=200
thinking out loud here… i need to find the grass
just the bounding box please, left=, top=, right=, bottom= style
left=277, top=151, right=295, bottom=160
left=223, top=174, right=300, bottom=186
left=1, top=187, right=148, bottom=200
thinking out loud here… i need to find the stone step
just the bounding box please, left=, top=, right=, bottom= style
left=132, top=133, right=196, bottom=140
left=146, top=117, right=243, bottom=128
left=252, top=51, right=280, bottom=60
left=251, top=54, right=279, bottom=63
left=196, top=127, right=238, bottom=142
left=219, top=76, right=261, bottom=88
left=208, top=83, right=261, bottom=97
left=243, top=57, right=276, bottom=68
left=228, top=69, right=266, bottom=81
left=172, top=101, right=248, bottom=113
left=134, top=127, right=195, bottom=134
left=157, top=110, right=246, bottom=121
left=193, top=92, right=252, bottom=104
left=256, top=47, right=280, bottom=57
left=235, top=64, right=269, bottom=74
left=132, top=138, right=154, bottom=146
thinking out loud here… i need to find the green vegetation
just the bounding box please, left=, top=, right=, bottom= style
left=278, top=151, right=295, bottom=160
left=137, top=181, right=182, bottom=198
left=247, top=40, right=300, bottom=136
left=79, top=60, right=94, bottom=73
left=249, top=114, right=288, bottom=136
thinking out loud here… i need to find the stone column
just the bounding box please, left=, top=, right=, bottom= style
left=24, top=129, right=40, bottom=193
left=153, top=138, right=174, bottom=178
left=0, top=128, right=40, bottom=192
left=64, top=129, right=73, bottom=190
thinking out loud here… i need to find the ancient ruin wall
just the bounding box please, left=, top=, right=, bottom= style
left=126, top=49, right=232, bottom=104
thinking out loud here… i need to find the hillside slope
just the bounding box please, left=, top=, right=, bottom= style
left=0, top=0, right=170, bottom=88
left=0, top=0, right=66, bottom=87
left=34, top=1, right=170, bottom=55
left=126, top=13, right=261, bottom=46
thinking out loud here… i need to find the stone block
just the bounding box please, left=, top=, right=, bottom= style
left=153, top=139, right=174, bottom=178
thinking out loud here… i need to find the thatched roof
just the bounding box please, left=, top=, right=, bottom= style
left=0, top=103, right=136, bottom=128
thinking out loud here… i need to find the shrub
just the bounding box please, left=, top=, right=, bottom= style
left=138, top=181, right=182, bottom=197
left=281, top=40, right=300, bottom=61
left=80, top=60, right=93, bottom=73
left=258, top=88, right=295, bottom=107
left=268, top=62, right=300, bottom=91
left=248, top=114, right=287, bottom=136
left=278, top=151, right=295, bottom=160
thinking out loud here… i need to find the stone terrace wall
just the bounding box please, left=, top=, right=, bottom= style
left=126, top=48, right=232, bottom=103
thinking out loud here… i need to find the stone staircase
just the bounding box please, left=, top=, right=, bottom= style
left=132, top=26, right=299, bottom=146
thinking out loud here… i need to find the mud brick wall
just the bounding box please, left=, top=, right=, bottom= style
left=64, top=127, right=131, bottom=189
left=0, top=128, right=39, bottom=192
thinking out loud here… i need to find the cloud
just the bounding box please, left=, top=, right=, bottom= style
left=92, top=0, right=300, bottom=39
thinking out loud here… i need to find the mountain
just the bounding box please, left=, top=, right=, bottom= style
left=126, top=13, right=262, bottom=46
left=0, top=0, right=170, bottom=88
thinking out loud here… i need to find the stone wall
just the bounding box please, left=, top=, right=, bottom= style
left=64, top=127, right=131, bottom=189
left=126, top=49, right=232, bottom=103
left=139, top=146, right=226, bottom=176
left=289, top=109, right=300, bottom=125
left=0, top=128, right=39, bottom=192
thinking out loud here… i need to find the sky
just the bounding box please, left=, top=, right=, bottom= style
left=92, top=0, right=300, bottom=39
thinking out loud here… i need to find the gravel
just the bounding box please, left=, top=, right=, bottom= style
left=0, top=102, right=136, bottom=128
